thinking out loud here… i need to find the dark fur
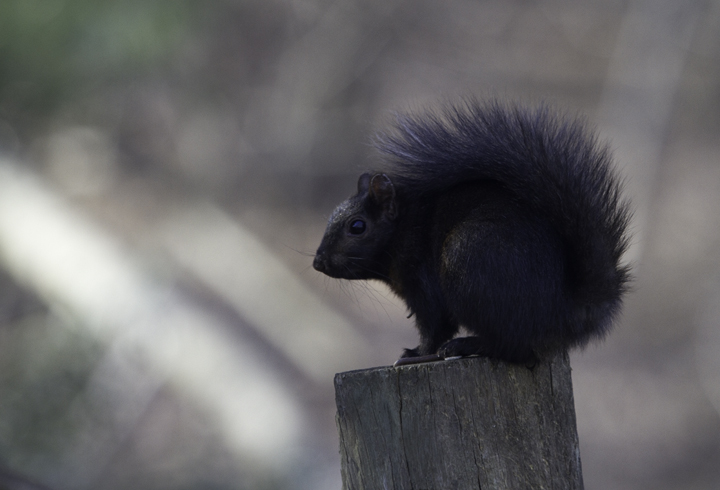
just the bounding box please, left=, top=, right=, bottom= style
left=313, top=100, right=631, bottom=364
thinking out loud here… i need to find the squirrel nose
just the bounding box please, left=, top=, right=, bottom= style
left=313, top=254, right=326, bottom=272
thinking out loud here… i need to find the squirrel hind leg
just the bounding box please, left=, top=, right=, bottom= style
left=438, top=336, right=537, bottom=366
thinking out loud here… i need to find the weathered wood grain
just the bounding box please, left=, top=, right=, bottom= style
left=334, top=352, right=583, bottom=490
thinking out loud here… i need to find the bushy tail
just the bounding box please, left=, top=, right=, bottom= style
left=376, top=100, right=632, bottom=344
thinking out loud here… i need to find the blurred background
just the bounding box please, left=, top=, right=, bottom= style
left=0, top=0, right=719, bottom=488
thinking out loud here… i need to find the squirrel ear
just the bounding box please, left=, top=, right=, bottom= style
left=357, top=173, right=372, bottom=194
left=369, top=173, right=397, bottom=219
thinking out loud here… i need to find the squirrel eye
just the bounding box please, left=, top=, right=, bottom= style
left=348, top=219, right=366, bottom=235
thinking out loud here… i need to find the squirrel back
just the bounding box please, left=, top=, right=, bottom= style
left=313, top=100, right=631, bottom=364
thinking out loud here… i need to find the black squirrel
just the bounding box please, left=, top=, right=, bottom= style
left=313, top=100, right=631, bottom=365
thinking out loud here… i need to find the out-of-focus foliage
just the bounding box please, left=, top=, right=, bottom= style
left=0, top=1, right=195, bottom=135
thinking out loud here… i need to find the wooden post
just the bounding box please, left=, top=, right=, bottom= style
left=334, top=351, right=583, bottom=490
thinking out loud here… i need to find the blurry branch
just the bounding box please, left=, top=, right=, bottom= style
left=597, top=0, right=705, bottom=261
left=696, top=274, right=720, bottom=420
left=0, top=465, right=54, bottom=490
left=245, top=0, right=397, bottom=164
left=160, top=204, right=371, bottom=382
left=32, top=121, right=371, bottom=381
left=47, top=336, right=165, bottom=487
left=0, top=159, right=302, bottom=479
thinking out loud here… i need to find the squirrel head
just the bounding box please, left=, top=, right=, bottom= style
left=313, top=173, right=399, bottom=280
